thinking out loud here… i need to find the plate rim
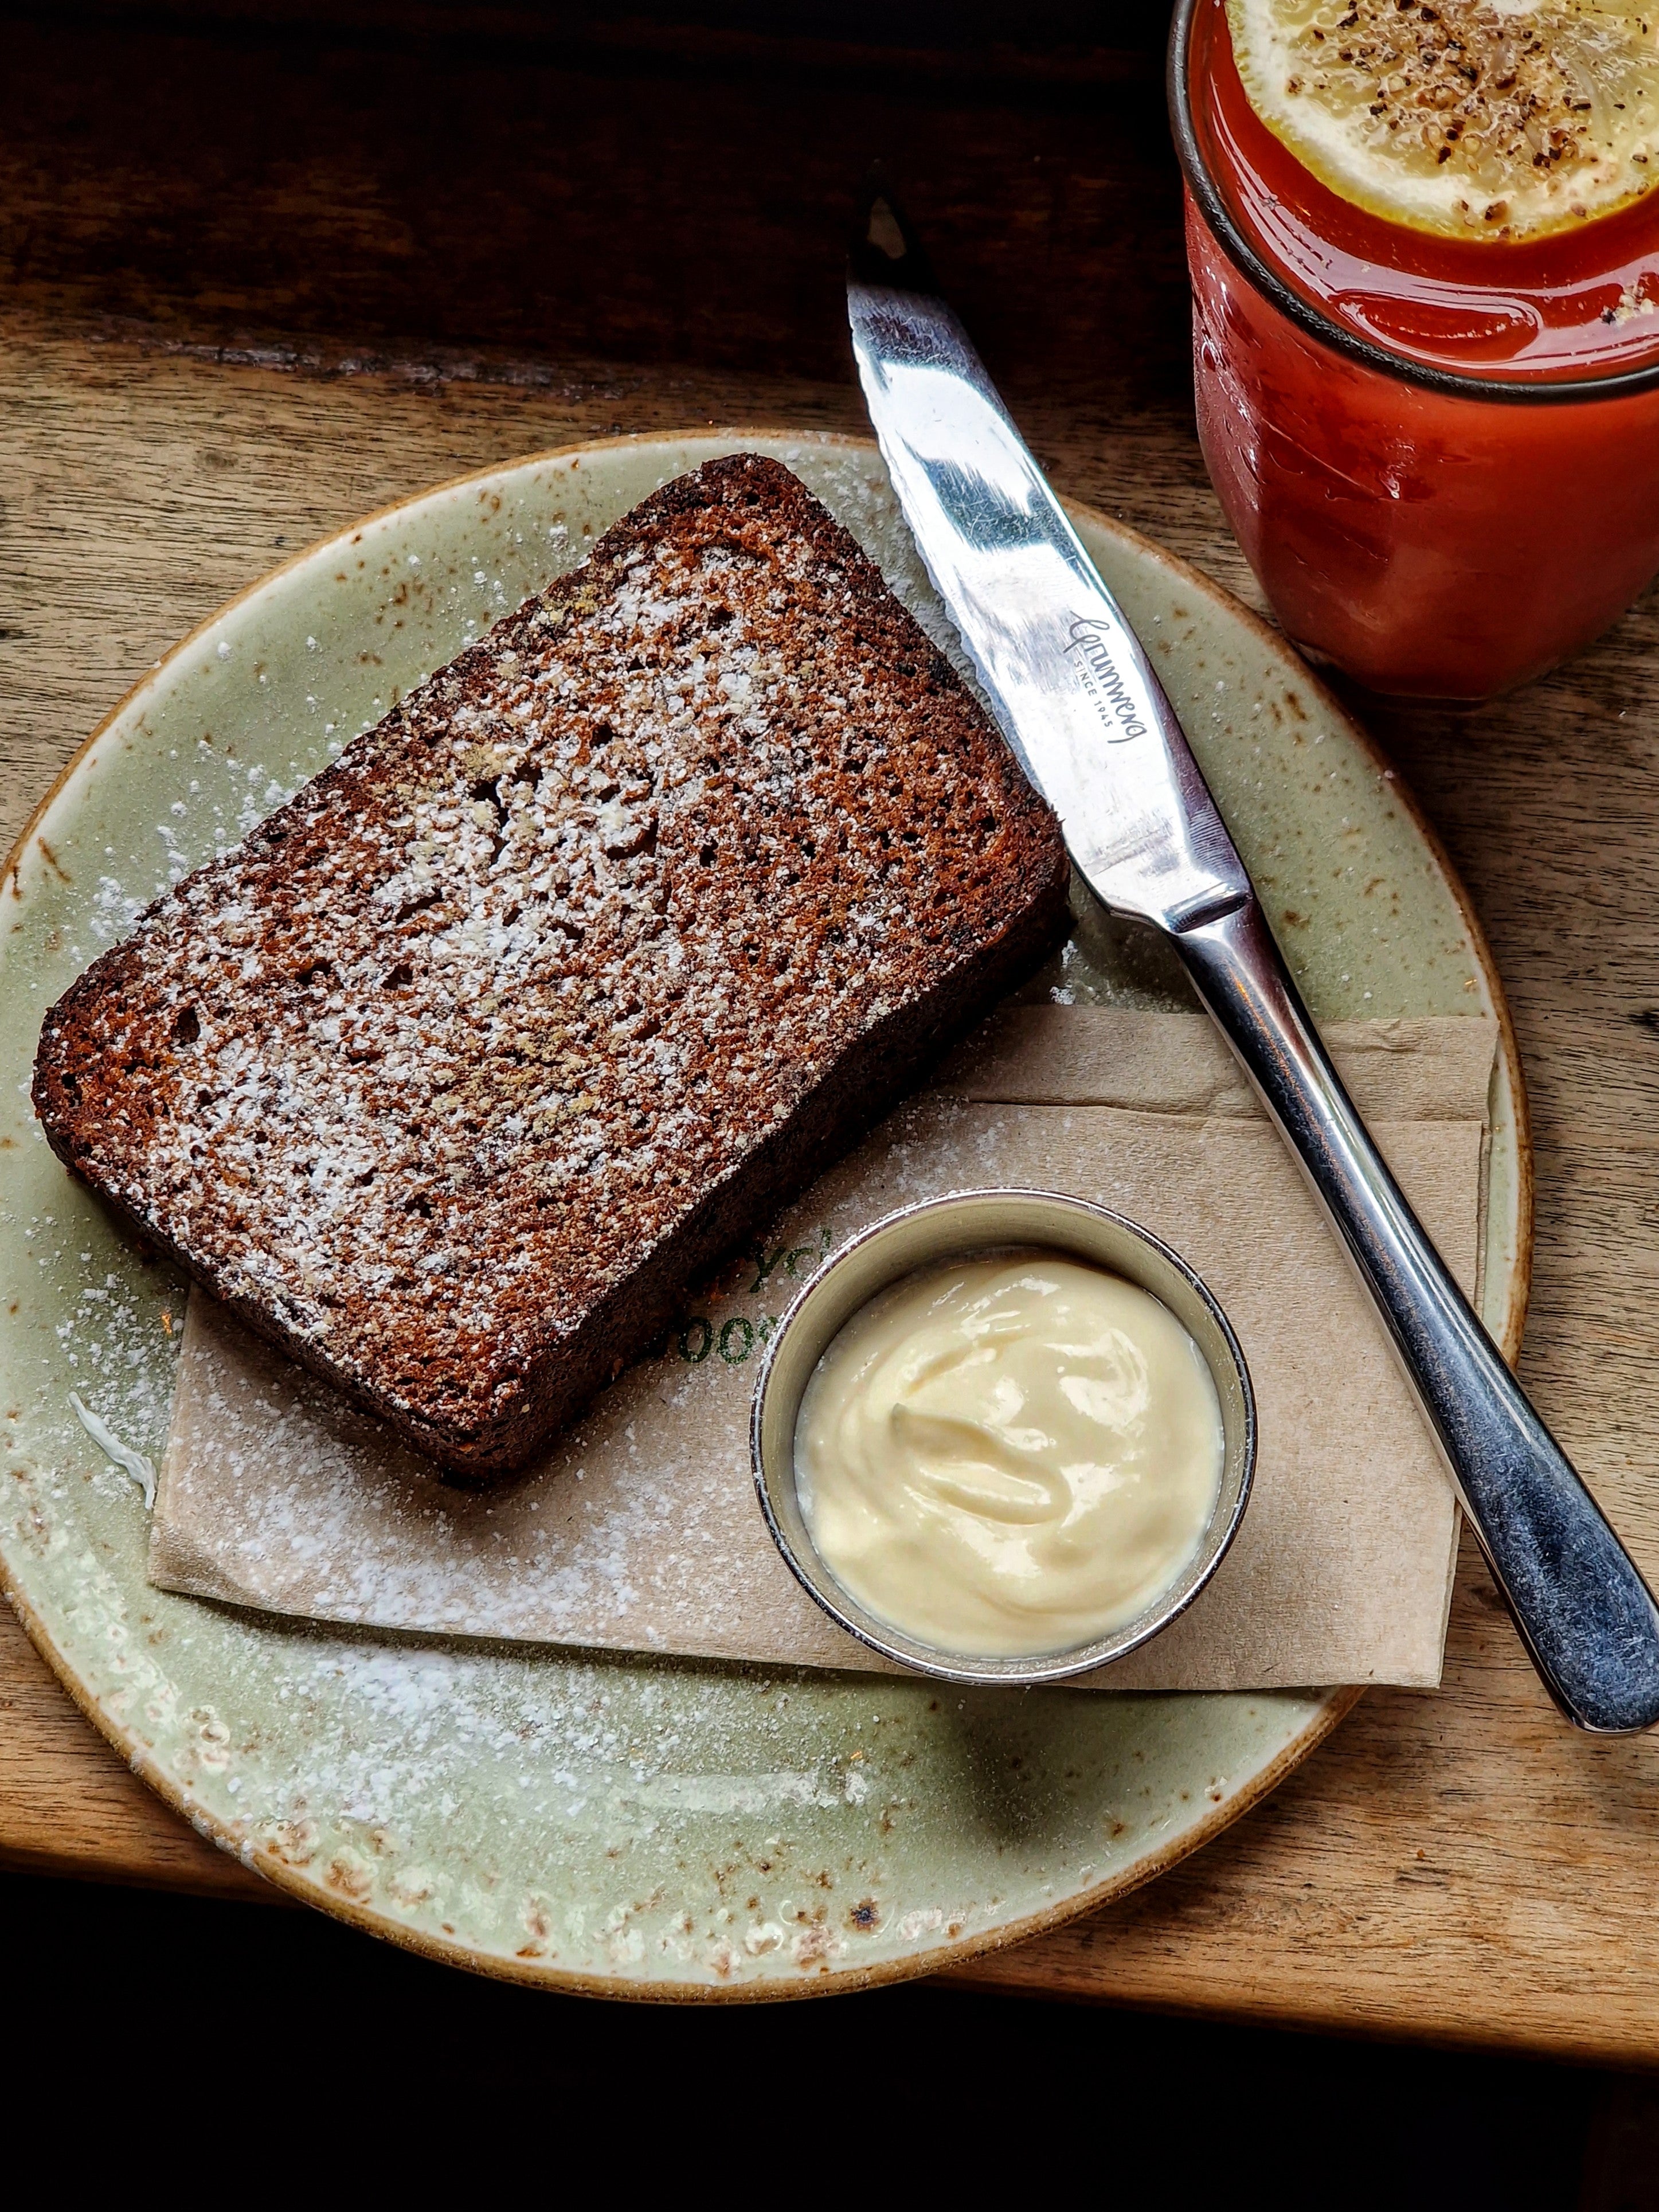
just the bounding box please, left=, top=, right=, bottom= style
left=0, top=425, right=1528, bottom=1998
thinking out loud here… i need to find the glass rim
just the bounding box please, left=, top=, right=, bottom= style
left=1167, top=0, right=1659, bottom=409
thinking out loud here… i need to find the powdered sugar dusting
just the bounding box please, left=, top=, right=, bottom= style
left=36, top=455, right=1065, bottom=1468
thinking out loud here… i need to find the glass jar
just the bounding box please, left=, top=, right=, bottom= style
left=1171, top=0, right=1659, bottom=700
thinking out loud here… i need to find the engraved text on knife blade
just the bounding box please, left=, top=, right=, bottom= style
left=849, top=303, right=1249, bottom=930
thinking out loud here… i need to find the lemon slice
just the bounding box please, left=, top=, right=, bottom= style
left=1226, top=0, right=1659, bottom=239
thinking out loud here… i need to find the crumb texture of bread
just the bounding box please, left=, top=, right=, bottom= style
left=34, top=454, right=1070, bottom=1472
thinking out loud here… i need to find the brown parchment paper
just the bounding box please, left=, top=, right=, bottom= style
left=150, top=1009, right=1496, bottom=1690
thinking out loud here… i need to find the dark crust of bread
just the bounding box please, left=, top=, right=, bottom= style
left=33, top=454, right=1070, bottom=1475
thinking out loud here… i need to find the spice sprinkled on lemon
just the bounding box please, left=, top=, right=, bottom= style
left=1226, top=0, right=1659, bottom=239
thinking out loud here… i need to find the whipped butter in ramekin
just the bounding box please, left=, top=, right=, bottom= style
left=796, top=1250, right=1226, bottom=1659
left=750, top=1191, right=1255, bottom=1688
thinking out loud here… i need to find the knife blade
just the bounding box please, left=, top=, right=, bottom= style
left=848, top=179, right=1659, bottom=1733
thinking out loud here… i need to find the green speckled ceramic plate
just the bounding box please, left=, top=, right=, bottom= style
left=0, top=433, right=1528, bottom=1996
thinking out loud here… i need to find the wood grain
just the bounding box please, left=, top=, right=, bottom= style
left=5, top=310, right=1659, bottom=2057
left=0, top=9, right=1180, bottom=402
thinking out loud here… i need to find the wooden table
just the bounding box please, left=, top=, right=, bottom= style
left=5, top=0, right=1659, bottom=2065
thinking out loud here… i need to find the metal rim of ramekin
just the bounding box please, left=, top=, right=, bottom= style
left=1167, top=0, right=1659, bottom=408
left=749, top=1189, right=1258, bottom=1690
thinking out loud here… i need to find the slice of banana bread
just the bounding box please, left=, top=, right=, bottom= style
left=34, top=453, right=1070, bottom=1475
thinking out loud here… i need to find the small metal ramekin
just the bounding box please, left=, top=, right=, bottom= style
left=750, top=1189, right=1257, bottom=1688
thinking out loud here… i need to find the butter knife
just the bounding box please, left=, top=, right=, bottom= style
left=848, top=183, right=1659, bottom=1732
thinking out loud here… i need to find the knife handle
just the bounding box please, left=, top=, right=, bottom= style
left=1173, top=895, right=1659, bottom=1733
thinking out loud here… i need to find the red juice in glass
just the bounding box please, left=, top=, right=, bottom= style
left=1171, top=0, right=1659, bottom=698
